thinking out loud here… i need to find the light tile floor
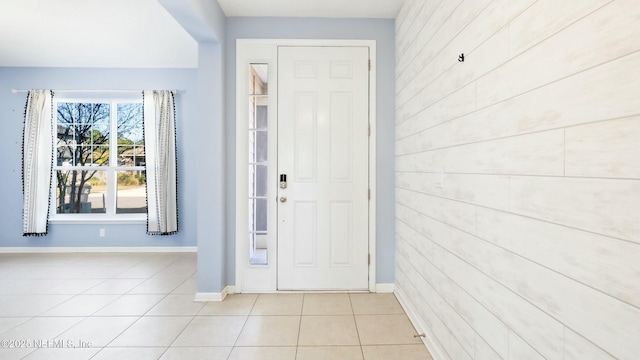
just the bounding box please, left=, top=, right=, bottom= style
left=0, top=252, right=433, bottom=360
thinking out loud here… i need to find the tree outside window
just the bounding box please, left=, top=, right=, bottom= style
left=54, top=99, right=146, bottom=215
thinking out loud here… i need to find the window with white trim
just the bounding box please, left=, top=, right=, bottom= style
left=52, top=97, right=146, bottom=220
left=248, top=64, right=269, bottom=265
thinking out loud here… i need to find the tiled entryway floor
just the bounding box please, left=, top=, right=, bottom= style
left=0, top=252, right=432, bottom=360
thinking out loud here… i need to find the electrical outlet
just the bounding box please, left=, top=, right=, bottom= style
left=99, top=229, right=106, bottom=237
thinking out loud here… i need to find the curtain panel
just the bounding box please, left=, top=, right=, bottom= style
left=22, top=90, right=54, bottom=236
left=143, top=90, right=178, bottom=235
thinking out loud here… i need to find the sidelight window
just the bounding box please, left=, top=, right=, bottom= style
left=248, top=64, right=269, bottom=265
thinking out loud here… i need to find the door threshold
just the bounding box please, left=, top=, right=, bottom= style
left=278, top=290, right=372, bottom=293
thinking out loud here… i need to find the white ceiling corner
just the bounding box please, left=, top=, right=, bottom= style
left=0, top=0, right=197, bottom=68
left=0, top=0, right=405, bottom=68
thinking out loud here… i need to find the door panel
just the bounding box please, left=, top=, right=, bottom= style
left=330, top=202, right=353, bottom=266
left=277, top=46, right=369, bottom=290
left=294, top=93, right=318, bottom=181
left=293, top=201, right=318, bottom=266
left=330, top=93, right=353, bottom=181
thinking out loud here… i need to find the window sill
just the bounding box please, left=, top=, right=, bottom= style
left=49, top=215, right=147, bottom=225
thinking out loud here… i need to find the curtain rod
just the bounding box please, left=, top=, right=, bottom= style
left=11, top=89, right=179, bottom=94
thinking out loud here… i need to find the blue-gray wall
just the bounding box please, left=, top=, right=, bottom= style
left=157, top=0, right=228, bottom=294
left=0, top=67, right=198, bottom=247
left=224, top=17, right=396, bottom=284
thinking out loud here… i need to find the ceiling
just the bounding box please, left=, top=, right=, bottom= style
left=0, top=0, right=198, bottom=68
left=0, top=0, right=404, bottom=68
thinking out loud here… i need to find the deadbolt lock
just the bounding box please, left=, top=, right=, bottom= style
left=280, top=174, right=287, bottom=189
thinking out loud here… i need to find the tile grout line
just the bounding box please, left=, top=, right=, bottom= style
left=226, top=293, right=259, bottom=359
left=348, top=293, right=366, bottom=359
left=295, top=293, right=305, bottom=359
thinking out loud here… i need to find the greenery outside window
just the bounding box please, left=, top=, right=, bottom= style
left=51, top=97, right=147, bottom=221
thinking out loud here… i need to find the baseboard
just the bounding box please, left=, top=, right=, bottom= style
left=194, top=285, right=234, bottom=302
left=395, top=285, right=447, bottom=360
left=0, top=246, right=197, bottom=253
left=375, top=283, right=395, bottom=293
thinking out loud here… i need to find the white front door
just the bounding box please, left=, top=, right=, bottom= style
left=277, top=46, right=370, bottom=290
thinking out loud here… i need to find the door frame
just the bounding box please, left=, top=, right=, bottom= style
left=235, top=39, right=377, bottom=293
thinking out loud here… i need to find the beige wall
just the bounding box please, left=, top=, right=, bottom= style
left=394, top=0, right=640, bottom=359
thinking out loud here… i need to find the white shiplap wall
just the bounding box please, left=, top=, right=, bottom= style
left=393, top=0, right=640, bottom=359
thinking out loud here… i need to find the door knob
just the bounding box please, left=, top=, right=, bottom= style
left=280, top=196, right=287, bottom=203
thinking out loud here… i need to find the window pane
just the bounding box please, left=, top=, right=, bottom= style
left=75, top=145, right=91, bottom=165
left=91, top=122, right=110, bottom=145
left=55, top=170, right=106, bottom=214
left=92, top=145, right=110, bottom=165
left=117, top=104, right=143, bottom=141
left=248, top=165, right=268, bottom=198
left=57, top=102, right=110, bottom=168
left=72, top=145, right=108, bottom=166
left=56, top=145, right=75, bottom=166
left=256, top=105, right=268, bottom=130
left=256, top=131, right=268, bottom=163
left=57, top=102, right=110, bottom=143
left=56, top=124, right=75, bottom=154
left=256, top=165, right=267, bottom=197
left=118, top=145, right=146, bottom=167
left=255, top=198, right=267, bottom=232
left=116, top=171, right=147, bottom=214
left=250, top=64, right=268, bottom=95
left=117, top=103, right=144, bottom=168
left=249, top=233, right=268, bottom=266
left=248, top=198, right=268, bottom=233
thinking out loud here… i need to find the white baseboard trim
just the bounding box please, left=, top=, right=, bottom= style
left=395, top=285, right=447, bottom=360
left=0, top=247, right=197, bottom=253
left=375, top=283, right=395, bottom=293
left=194, top=286, right=234, bottom=302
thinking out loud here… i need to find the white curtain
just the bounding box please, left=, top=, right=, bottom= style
left=143, top=90, right=178, bottom=235
left=22, top=90, right=54, bottom=236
